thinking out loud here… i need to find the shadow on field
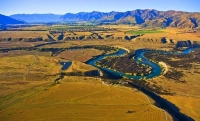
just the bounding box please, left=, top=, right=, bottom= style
left=101, top=69, right=122, bottom=79
left=128, top=82, right=194, bottom=121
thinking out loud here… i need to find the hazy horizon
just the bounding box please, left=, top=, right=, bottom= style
left=0, top=0, right=200, bottom=16
left=4, top=9, right=200, bottom=15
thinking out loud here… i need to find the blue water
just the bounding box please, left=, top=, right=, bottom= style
left=60, top=46, right=196, bottom=80
left=86, top=49, right=128, bottom=79
left=60, top=61, right=72, bottom=70
left=183, top=47, right=196, bottom=54
left=86, top=49, right=162, bottom=80
left=86, top=47, right=196, bottom=80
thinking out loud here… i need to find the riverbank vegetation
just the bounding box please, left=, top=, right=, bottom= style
left=96, top=52, right=152, bottom=76
left=143, top=49, right=200, bottom=83
left=143, top=48, right=200, bottom=121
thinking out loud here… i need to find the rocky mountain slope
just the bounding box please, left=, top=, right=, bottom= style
left=61, top=9, right=200, bottom=28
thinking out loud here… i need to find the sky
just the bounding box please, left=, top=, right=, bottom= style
left=0, top=0, right=200, bottom=15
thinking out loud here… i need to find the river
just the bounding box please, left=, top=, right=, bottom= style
left=59, top=45, right=196, bottom=121
left=61, top=46, right=196, bottom=80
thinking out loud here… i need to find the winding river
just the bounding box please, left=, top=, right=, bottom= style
left=86, top=49, right=161, bottom=80
left=62, top=46, right=196, bottom=80
left=85, top=46, right=196, bottom=121
left=56, top=45, right=196, bottom=121
left=86, top=47, right=196, bottom=80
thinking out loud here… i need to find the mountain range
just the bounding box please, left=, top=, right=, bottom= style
left=1, top=9, right=200, bottom=28
left=10, top=14, right=62, bottom=23
left=60, top=9, right=200, bottom=28
left=0, top=14, right=25, bottom=25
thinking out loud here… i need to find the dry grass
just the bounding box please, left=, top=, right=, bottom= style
left=0, top=31, right=49, bottom=38
left=57, top=49, right=103, bottom=62
left=65, top=61, right=97, bottom=72
left=147, top=56, right=200, bottom=95
left=44, top=38, right=200, bottom=121
left=0, top=55, right=60, bottom=74
left=138, top=28, right=200, bottom=41
left=148, top=74, right=200, bottom=121
left=162, top=95, right=200, bottom=121
left=20, top=26, right=49, bottom=30
left=1, top=27, right=199, bottom=42
left=73, top=32, right=92, bottom=36
left=0, top=26, right=199, bottom=120
left=139, top=32, right=200, bottom=42
left=0, top=76, right=172, bottom=121
left=0, top=42, right=46, bottom=48
left=0, top=50, right=51, bottom=57
left=41, top=40, right=168, bottom=51
left=147, top=54, right=200, bottom=121
left=0, top=55, right=61, bottom=97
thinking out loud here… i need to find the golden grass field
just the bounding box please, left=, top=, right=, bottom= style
left=0, top=76, right=172, bottom=121
left=0, top=55, right=60, bottom=74
left=0, top=50, right=51, bottom=57
left=0, top=41, right=46, bottom=48
left=162, top=95, right=200, bottom=121
left=57, top=49, right=103, bottom=62
left=147, top=61, right=200, bottom=121
left=39, top=37, right=200, bottom=120
left=0, top=55, right=61, bottom=98
left=0, top=26, right=200, bottom=120
left=2, top=26, right=199, bottom=45
left=65, top=61, right=97, bottom=72
left=0, top=31, right=49, bottom=38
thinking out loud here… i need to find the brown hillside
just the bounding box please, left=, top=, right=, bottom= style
left=60, top=9, right=200, bottom=29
